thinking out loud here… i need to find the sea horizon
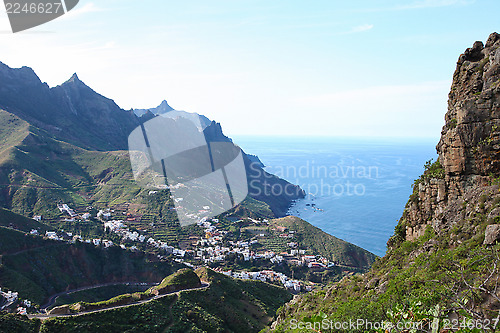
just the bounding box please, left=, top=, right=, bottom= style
left=233, top=135, right=439, bottom=256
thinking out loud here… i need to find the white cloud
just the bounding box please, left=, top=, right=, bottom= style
left=351, top=24, right=374, bottom=33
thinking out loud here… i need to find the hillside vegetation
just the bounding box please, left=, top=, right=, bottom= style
left=12, top=268, right=293, bottom=333
left=147, top=268, right=201, bottom=295
left=0, top=208, right=53, bottom=233
left=0, top=62, right=304, bottom=221
left=271, top=216, right=377, bottom=268
left=0, top=110, right=29, bottom=163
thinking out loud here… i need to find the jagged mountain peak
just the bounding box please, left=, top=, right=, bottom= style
left=68, top=72, right=82, bottom=83
left=61, top=72, right=90, bottom=90
left=159, top=99, right=173, bottom=109
left=0, top=61, right=139, bottom=151
left=133, top=99, right=174, bottom=117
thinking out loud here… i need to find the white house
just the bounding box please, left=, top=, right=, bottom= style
left=45, top=231, right=59, bottom=240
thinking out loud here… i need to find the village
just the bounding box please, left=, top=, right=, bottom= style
left=6, top=201, right=345, bottom=315
left=0, top=190, right=354, bottom=318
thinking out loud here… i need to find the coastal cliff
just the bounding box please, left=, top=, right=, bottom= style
left=271, top=32, right=500, bottom=332
left=402, top=32, right=500, bottom=242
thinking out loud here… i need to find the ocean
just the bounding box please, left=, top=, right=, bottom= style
left=233, top=136, right=438, bottom=257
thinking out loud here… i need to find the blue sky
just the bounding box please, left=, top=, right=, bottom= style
left=0, top=0, right=499, bottom=137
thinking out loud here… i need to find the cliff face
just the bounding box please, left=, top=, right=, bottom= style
left=271, top=33, right=500, bottom=332
left=403, top=32, right=500, bottom=242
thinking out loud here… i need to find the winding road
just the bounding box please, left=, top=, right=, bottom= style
left=28, top=282, right=210, bottom=321
left=40, top=282, right=158, bottom=310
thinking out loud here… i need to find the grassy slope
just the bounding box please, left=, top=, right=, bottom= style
left=0, top=207, right=53, bottom=233
left=0, top=109, right=29, bottom=164
left=51, top=284, right=150, bottom=308
left=36, top=267, right=292, bottom=333
left=271, top=179, right=500, bottom=332
left=271, top=216, right=377, bottom=268
left=52, top=269, right=202, bottom=314
left=147, top=268, right=201, bottom=293
left=0, top=132, right=143, bottom=217
left=0, top=108, right=145, bottom=219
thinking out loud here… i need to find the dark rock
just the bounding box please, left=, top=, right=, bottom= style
left=486, top=32, right=500, bottom=48
left=463, top=41, right=484, bottom=62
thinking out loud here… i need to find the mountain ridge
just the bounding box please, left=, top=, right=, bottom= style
left=0, top=61, right=304, bottom=218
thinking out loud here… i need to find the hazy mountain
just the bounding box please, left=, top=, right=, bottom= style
left=134, top=100, right=213, bottom=131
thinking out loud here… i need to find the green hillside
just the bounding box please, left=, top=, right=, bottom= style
left=46, top=269, right=203, bottom=314
left=0, top=207, right=53, bottom=233
left=0, top=227, right=181, bottom=305
left=0, top=110, right=29, bottom=163
left=0, top=127, right=144, bottom=218
left=33, top=267, right=292, bottom=333
left=0, top=110, right=287, bottom=236
left=271, top=216, right=377, bottom=268
left=0, top=226, right=55, bottom=255
left=271, top=185, right=500, bottom=332
left=147, top=268, right=201, bottom=295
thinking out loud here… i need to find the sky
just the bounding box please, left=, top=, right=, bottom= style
left=0, top=0, right=499, bottom=138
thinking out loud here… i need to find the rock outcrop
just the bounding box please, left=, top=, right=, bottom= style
left=483, top=224, right=500, bottom=245
left=401, top=32, right=500, bottom=242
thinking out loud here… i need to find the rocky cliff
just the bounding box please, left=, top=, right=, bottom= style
left=271, top=33, right=500, bottom=332
left=402, top=32, right=500, bottom=242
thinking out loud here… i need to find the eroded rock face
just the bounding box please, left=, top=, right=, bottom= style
left=401, top=33, right=500, bottom=243
left=438, top=32, right=500, bottom=178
